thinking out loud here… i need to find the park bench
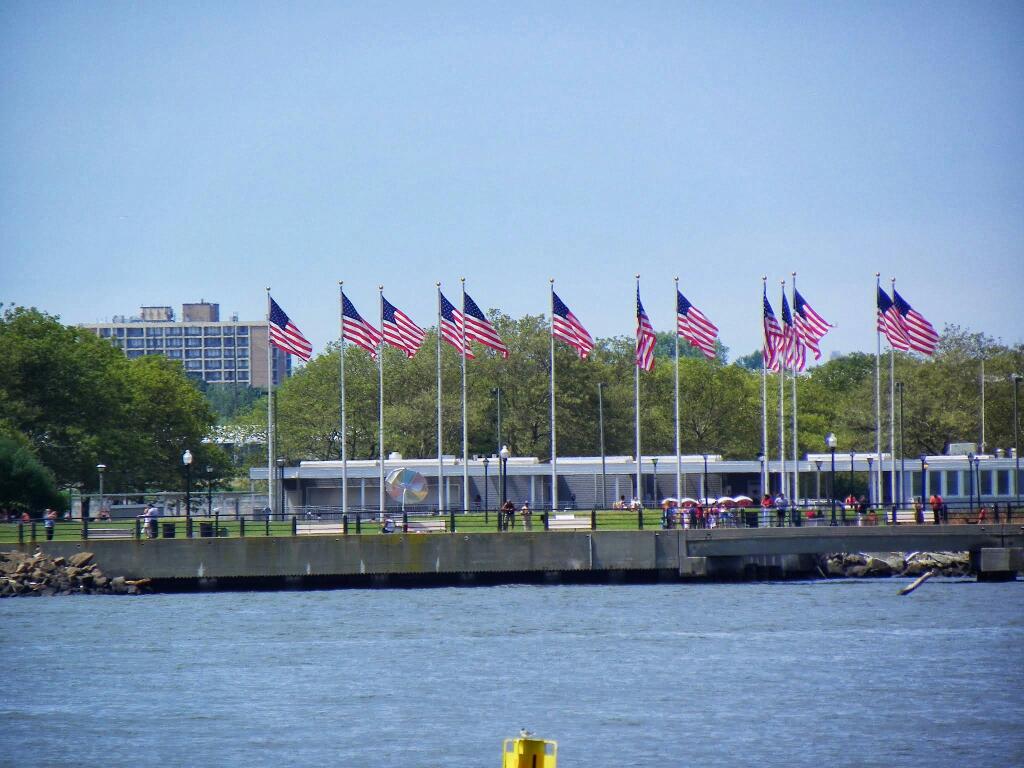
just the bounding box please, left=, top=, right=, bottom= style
left=296, top=522, right=346, bottom=536
left=547, top=514, right=591, bottom=531
left=86, top=527, right=134, bottom=540
left=401, top=518, right=446, bottom=533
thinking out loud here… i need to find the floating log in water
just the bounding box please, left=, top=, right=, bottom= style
left=898, top=569, right=938, bottom=596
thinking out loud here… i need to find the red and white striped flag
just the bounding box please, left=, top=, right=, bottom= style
left=439, top=291, right=474, bottom=359
left=636, top=289, right=656, bottom=371
left=876, top=286, right=911, bottom=351
left=762, top=292, right=783, bottom=372
left=892, top=289, right=939, bottom=356
left=342, top=292, right=383, bottom=360
left=793, top=289, right=831, bottom=361
left=552, top=291, right=594, bottom=359
left=457, top=292, right=509, bottom=359
left=780, top=293, right=806, bottom=371
left=268, top=297, right=312, bottom=361
left=676, top=289, right=718, bottom=360
left=382, top=295, right=425, bottom=358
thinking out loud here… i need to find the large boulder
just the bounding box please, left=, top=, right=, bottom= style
left=67, top=552, right=95, bottom=568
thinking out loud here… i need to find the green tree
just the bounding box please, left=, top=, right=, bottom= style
left=0, top=431, right=64, bottom=513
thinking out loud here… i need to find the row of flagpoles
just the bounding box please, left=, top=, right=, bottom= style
left=263, top=273, right=939, bottom=514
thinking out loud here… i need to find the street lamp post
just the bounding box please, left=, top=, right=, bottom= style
left=482, top=457, right=490, bottom=521
left=967, top=453, right=975, bottom=514
left=276, top=458, right=286, bottom=519
left=814, top=460, right=822, bottom=501
left=1012, top=374, right=1021, bottom=516
left=96, top=464, right=106, bottom=521
left=206, top=465, right=213, bottom=516
left=896, top=381, right=905, bottom=506
left=182, top=449, right=193, bottom=529
left=758, top=454, right=766, bottom=498
left=702, top=454, right=709, bottom=505
left=500, top=445, right=510, bottom=506
left=866, top=456, right=874, bottom=507
left=973, top=455, right=982, bottom=512
left=919, top=455, right=929, bottom=500
left=597, top=382, right=607, bottom=508
left=826, top=433, right=837, bottom=525
left=651, top=457, right=659, bottom=505
left=849, top=451, right=855, bottom=497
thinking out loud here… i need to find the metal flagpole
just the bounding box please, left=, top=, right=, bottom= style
left=791, top=272, right=800, bottom=505
left=635, top=274, right=643, bottom=507
left=550, top=279, right=558, bottom=513
left=460, top=278, right=469, bottom=514
left=778, top=279, right=787, bottom=501
left=874, top=272, right=883, bottom=507
left=378, top=285, right=386, bottom=516
left=674, top=277, right=682, bottom=501
left=266, top=288, right=274, bottom=518
left=339, top=282, right=347, bottom=517
left=761, top=276, right=770, bottom=497
left=889, top=277, right=898, bottom=506
left=436, top=283, right=444, bottom=514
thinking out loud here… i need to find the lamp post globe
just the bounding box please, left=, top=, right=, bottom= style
left=182, top=450, right=193, bottom=518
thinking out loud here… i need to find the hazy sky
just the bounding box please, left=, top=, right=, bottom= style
left=2, top=1, right=1022, bottom=362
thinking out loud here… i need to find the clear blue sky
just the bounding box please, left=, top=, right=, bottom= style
left=2, top=1, right=1022, bottom=361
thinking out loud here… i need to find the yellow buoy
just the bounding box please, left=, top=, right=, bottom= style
left=502, top=730, right=557, bottom=768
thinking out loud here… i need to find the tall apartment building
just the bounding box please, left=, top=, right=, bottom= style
left=81, top=301, right=290, bottom=389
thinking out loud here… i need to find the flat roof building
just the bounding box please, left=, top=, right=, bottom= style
left=81, top=301, right=290, bottom=389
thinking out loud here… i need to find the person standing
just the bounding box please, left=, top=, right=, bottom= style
left=500, top=500, right=515, bottom=531
left=44, top=509, right=57, bottom=541
left=520, top=502, right=532, bottom=531
left=929, top=492, right=943, bottom=525
left=773, top=492, right=788, bottom=528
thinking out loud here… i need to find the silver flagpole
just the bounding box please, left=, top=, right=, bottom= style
left=874, top=272, right=883, bottom=507
left=635, top=274, right=643, bottom=506
left=460, top=277, right=469, bottom=514
left=889, top=277, right=898, bottom=506
left=761, top=277, right=769, bottom=498
left=378, top=285, right=385, bottom=516
left=674, top=277, right=682, bottom=501
left=791, top=272, right=800, bottom=506
left=436, top=283, right=444, bottom=514
left=339, top=282, right=347, bottom=517
left=778, top=279, right=787, bottom=501
left=550, top=279, right=558, bottom=513
left=266, top=288, right=274, bottom=518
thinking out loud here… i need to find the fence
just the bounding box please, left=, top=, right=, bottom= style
left=2, top=500, right=1017, bottom=545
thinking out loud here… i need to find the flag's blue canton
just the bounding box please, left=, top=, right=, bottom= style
left=677, top=292, right=693, bottom=315
left=781, top=293, right=793, bottom=326
left=382, top=297, right=398, bottom=323
left=440, top=293, right=458, bottom=321
left=552, top=293, right=571, bottom=319
left=343, top=294, right=367, bottom=322
left=877, top=286, right=894, bottom=313
left=464, top=293, right=487, bottom=321
left=270, top=298, right=290, bottom=329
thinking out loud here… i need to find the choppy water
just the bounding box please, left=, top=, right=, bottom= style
left=2, top=580, right=1022, bottom=767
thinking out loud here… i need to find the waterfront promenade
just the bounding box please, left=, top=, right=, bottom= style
left=12, top=522, right=1023, bottom=589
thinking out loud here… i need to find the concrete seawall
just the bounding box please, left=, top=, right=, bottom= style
left=17, top=525, right=1022, bottom=589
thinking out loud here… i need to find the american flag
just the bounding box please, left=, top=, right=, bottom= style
left=876, top=286, right=911, bottom=351
left=676, top=290, right=718, bottom=360
left=792, top=289, right=831, bottom=361
left=438, top=291, right=475, bottom=359
left=552, top=292, right=594, bottom=359
left=635, top=288, right=656, bottom=371
left=269, top=297, right=312, bottom=361
left=458, top=292, right=509, bottom=359
left=762, top=292, right=783, bottom=372
left=892, top=289, right=939, bottom=356
left=780, top=293, right=806, bottom=372
left=381, top=295, right=425, bottom=358
left=341, top=292, right=383, bottom=360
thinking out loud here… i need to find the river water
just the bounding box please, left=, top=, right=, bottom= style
left=2, top=579, right=1022, bottom=767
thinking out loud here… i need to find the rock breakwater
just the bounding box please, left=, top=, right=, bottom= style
left=0, top=551, right=150, bottom=597
left=820, top=551, right=969, bottom=578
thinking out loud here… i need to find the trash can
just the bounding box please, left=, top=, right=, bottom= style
left=162, top=523, right=176, bottom=538
left=745, top=511, right=758, bottom=528
left=199, top=522, right=214, bottom=537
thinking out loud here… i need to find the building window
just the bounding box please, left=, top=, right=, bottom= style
left=127, top=350, right=144, bottom=359
left=185, top=326, right=202, bottom=336
left=166, top=327, right=182, bottom=336
left=222, top=337, right=235, bottom=348
left=114, top=328, right=125, bottom=337
left=206, top=371, right=223, bottom=381
left=223, top=359, right=235, bottom=369
left=996, top=470, right=1010, bottom=495
left=146, top=338, right=162, bottom=349
left=185, top=360, right=203, bottom=370
left=224, top=371, right=235, bottom=381
left=185, top=349, right=202, bottom=359
left=185, top=338, right=203, bottom=348
left=145, top=327, right=164, bottom=336
left=165, top=350, right=183, bottom=359
left=204, top=348, right=221, bottom=358
left=237, top=346, right=249, bottom=358
left=126, top=339, right=144, bottom=349
left=205, top=337, right=221, bottom=347
left=126, top=327, right=144, bottom=337
left=205, top=359, right=222, bottom=370
left=946, top=471, right=959, bottom=496
left=204, top=326, right=221, bottom=336
left=237, top=358, right=249, bottom=369
left=99, top=328, right=112, bottom=338
left=165, top=338, right=182, bottom=348
left=236, top=326, right=249, bottom=336
left=979, top=470, right=992, bottom=496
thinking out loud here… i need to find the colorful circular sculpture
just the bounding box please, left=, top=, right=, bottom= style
left=385, top=468, right=428, bottom=503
